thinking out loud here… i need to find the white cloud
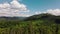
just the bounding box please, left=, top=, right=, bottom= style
left=0, top=0, right=30, bottom=17
left=35, top=11, right=42, bottom=14
left=35, top=9, right=60, bottom=16
left=10, top=0, right=27, bottom=11
left=35, top=11, right=47, bottom=14
left=47, top=9, right=60, bottom=16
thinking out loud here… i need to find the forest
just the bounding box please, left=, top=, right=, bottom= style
left=0, top=13, right=60, bottom=34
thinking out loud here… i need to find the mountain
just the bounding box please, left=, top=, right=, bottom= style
left=0, top=16, right=26, bottom=21
left=0, top=13, right=60, bottom=24
left=25, top=13, right=60, bottom=24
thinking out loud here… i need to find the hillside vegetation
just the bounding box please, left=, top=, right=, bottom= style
left=0, top=13, right=60, bottom=34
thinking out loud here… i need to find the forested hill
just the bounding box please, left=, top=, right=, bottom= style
left=0, top=13, right=59, bottom=23
left=0, top=13, right=60, bottom=34
left=0, top=16, right=26, bottom=20
left=0, top=13, right=60, bottom=24
left=25, top=13, right=60, bottom=24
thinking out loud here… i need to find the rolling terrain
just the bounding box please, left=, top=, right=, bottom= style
left=0, top=13, right=60, bottom=34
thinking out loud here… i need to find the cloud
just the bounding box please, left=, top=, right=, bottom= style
left=35, top=11, right=46, bottom=14
left=46, top=9, right=60, bottom=16
left=10, top=0, right=27, bottom=11
left=35, top=9, right=60, bottom=16
left=0, top=0, right=30, bottom=17
left=35, top=11, right=42, bottom=14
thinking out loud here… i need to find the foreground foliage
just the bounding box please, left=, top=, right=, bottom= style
left=0, top=13, right=60, bottom=34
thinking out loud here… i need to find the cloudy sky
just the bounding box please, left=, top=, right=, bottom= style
left=0, top=0, right=60, bottom=17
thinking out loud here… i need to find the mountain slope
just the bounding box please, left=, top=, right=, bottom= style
left=0, top=16, right=26, bottom=21
left=25, top=13, right=60, bottom=24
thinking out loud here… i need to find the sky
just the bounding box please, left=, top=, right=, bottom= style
left=0, top=0, right=60, bottom=17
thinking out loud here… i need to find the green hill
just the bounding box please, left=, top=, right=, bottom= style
left=25, top=13, right=60, bottom=24
left=0, top=13, right=60, bottom=34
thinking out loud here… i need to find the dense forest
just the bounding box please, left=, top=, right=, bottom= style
left=0, top=13, right=60, bottom=34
